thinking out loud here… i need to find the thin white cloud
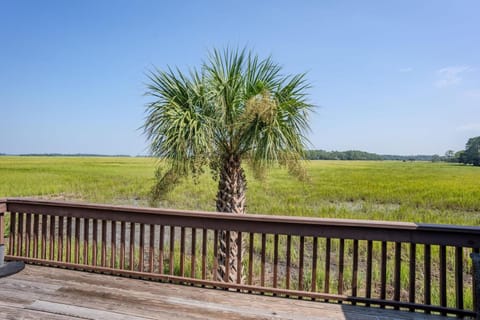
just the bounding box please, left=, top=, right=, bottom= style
left=399, top=67, right=413, bottom=73
left=464, top=89, right=480, bottom=98
left=456, top=123, right=480, bottom=132
left=435, top=66, right=472, bottom=88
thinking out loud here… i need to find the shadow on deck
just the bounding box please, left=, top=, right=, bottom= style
left=0, top=265, right=450, bottom=320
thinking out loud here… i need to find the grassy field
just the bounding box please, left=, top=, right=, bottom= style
left=1, top=156, right=479, bottom=225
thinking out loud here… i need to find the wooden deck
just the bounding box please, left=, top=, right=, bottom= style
left=0, top=265, right=451, bottom=320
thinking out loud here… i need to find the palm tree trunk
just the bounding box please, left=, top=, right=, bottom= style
left=215, top=154, right=246, bottom=283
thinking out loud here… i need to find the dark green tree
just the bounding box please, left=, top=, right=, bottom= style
left=456, top=150, right=466, bottom=164
left=444, top=150, right=455, bottom=162
left=463, top=136, right=480, bottom=166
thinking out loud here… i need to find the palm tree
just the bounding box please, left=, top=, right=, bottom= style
left=144, top=48, right=313, bottom=282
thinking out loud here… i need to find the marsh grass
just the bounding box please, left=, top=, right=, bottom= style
left=1, top=157, right=480, bottom=225
left=0, top=156, right=155, bottom=204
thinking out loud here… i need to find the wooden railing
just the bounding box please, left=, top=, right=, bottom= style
left=1, top=198, right=479, bottom=318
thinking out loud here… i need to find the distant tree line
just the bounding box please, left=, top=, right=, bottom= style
left=305, top=150, right=434, bottom=161
left=0, top=153, right=132, bottom=157
left=305, top=136, right=480, bottom=166
left=2, top=136, right=478, bottom=166
left=379, top=154, right=435, bottom=161
left=305, top=150, right=382, bottom=160
left=444, top=136, right=480, bottom=166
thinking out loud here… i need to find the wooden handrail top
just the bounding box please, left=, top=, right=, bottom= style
left=3, top=197, right=417, bottom=228
left=2, top=197, right=479, bottom=234
left=2, top=198, right=480, bottom=248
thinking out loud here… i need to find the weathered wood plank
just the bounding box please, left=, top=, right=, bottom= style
left=28, top=300, right=148, bottom=320
left=0, top=304, right=77, bottom=320
left=0, top=265, right=453, bottom=320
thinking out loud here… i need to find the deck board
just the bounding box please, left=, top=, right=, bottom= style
left=0, top=265, right=450, bottom=320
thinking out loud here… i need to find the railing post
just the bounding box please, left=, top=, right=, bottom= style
left=471, top=252, right=480, bottom=320
left=0, top=200, right=6, bottom=267
left=0, top=211, right=4, bottom=266
left=0, top=200, right=25, bottom=277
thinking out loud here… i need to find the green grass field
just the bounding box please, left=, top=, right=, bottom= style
left=1, top=156, right=479, bottom=225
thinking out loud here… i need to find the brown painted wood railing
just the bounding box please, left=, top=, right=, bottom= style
left=1, top=198, right=479, bottom=317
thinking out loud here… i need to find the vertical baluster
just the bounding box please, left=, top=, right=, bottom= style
left=473, top=248, right=480, bottom=315
left=49, top=215, right=55, bottom=261
left=0, top=213, right=3, bottom=248
left=338, top=239, right=345, bottom=296
left=352, top=239, right=359, bottom=305
left=409, top=243, right=417, bottom=311
left=191, top=228, right=196, bottom=278
left=83, top=218, right=89, bottom=265
left=201, top=229, right=207, bottom=280
left=28, top=214, right=33, bottom=257
left=325, top=238, right=331, bottom=300
left=225, top=230, right=231, bottom=283
left=149, top=224, right=154, bottom=273
left=0, top=213, right=4, bottom=251
left=286, top=235, right=292, bottom=290
left=213, top=230, right=219, bottom=281
left=365, top=240, right=373, bottom=306
left=8, top=212, right=16, bottom=256
left=273, top=234, right=279, bottom=289
left=33, top=214, right=39, bottom=258
left=159, top=225, right=164, bottom=274
left=139, top=223, right=145, bottom=272
left=41, top=214, right=47, bottom=259
left=111, top=221, right=117, bottom=269
left=101, top=220, right=107, bottom=267
left=0, top=214, right=8, bottom=254
left=455, top=246, right=463, bottom=311
left=74, top=217, right=80, bottom=264
left=261, top=233, right=266, bottom=287
left=120, top=221, right=126, bottom=269
left=66, top=217, right=72, bottom=263
left=27, top=213, right=33, bottom=257
left=439, top=245, right=447, bottom=316
left=180, top=227, right=185, bottom=277
left=236, top=231, right=242, bottom=285
left=57, top=216, right=64, bottom=261
left=37, top=214, right=42, bottom=259
left=311, top=237, right=318, bottom=293
left=248, top=233, right=253, bottom=286
left=28, top=214, right=34, bottom=257
left=424, top=244, right=431, bottom=312
left=380, top=241, right=387, bottom=307
left=298, top=236, right=305, bottom=291
left=129, top=222, right=136, bottom=271
left=25, top=213, right=31, bottom=257
left=18, top=213, right=24, bottom=256
left=92, top=219, right=97, bottom=266
left=169, top=226, right=175, bottom=275
left=394, top=242, right=402, bottom=310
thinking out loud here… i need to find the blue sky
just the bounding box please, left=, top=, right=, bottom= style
left=1, top=1, right=479, bottom=155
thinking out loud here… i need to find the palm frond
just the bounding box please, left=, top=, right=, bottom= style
left=143, top=67, right=213, bottom=174
left=238, top=71, right=313, bottom=166
left=144, top=47, right=313, bottom=178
